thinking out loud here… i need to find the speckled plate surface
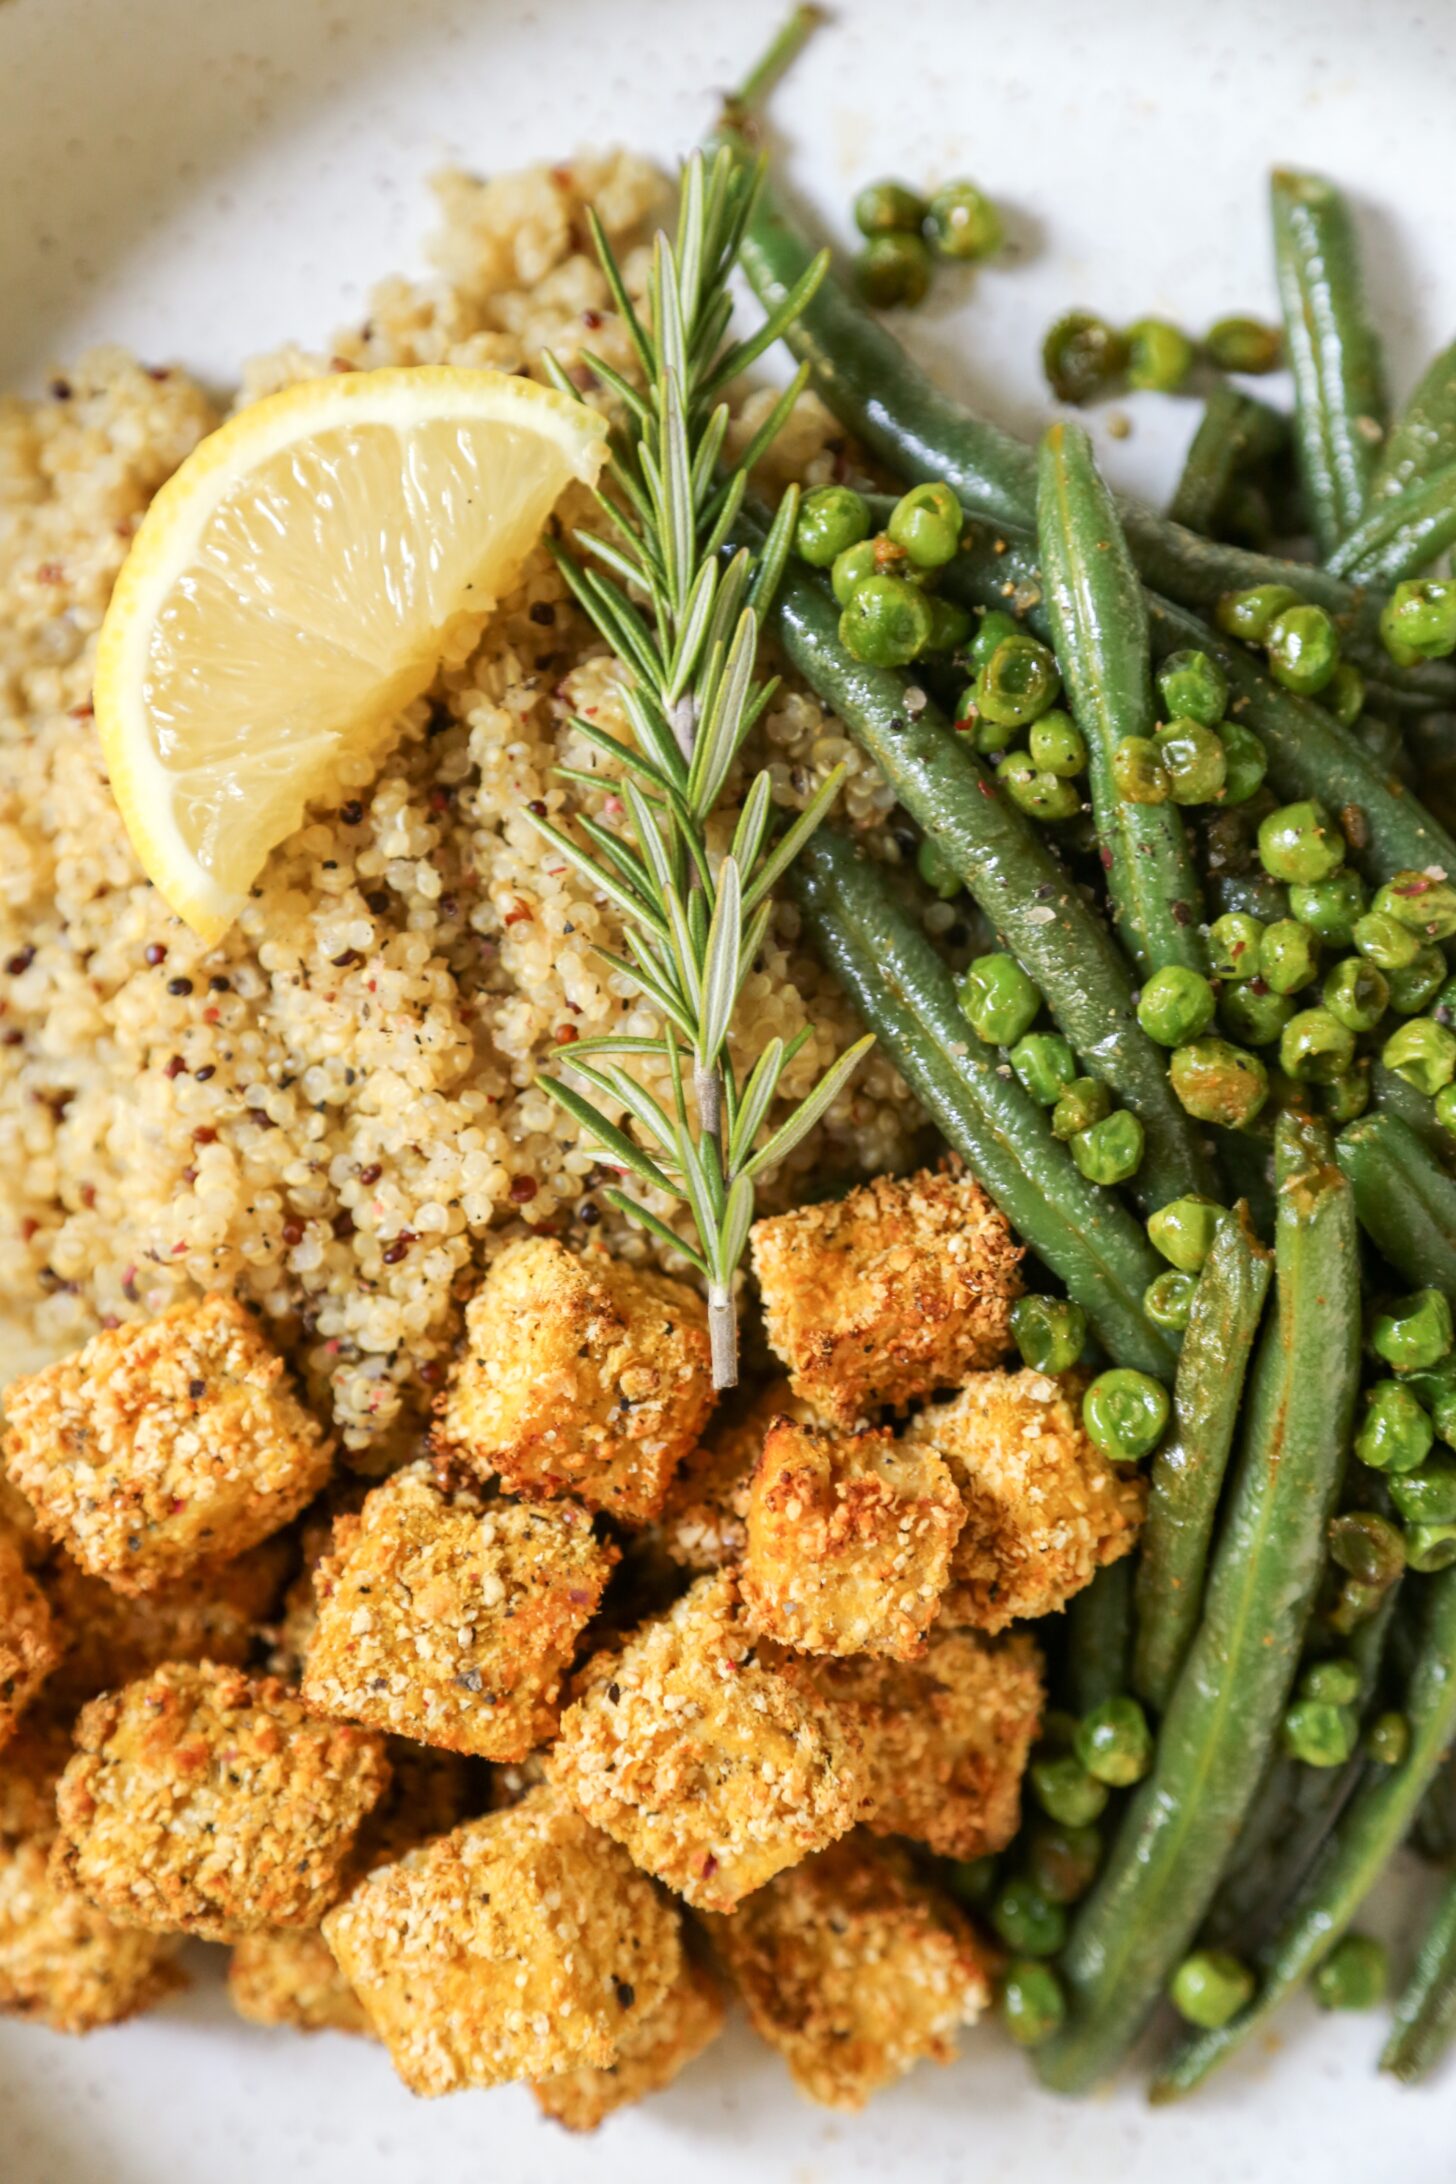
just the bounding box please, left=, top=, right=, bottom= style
left=3, top=0, right=1456, bottom=2176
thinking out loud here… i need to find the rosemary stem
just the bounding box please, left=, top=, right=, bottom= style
left=694, top=1062, right=723, bottom=1145
left=708, top=1280, right=739, bottom=1388
left=729, top=5, right=826, bottom=117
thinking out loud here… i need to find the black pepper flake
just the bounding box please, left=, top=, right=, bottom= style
left=606, top=1681, right=621, bottom=1704
left=6, top=948, right=35, bottom=976
left=145, top=943, right=169, bottom=967
left=339, top=800, right=364, bottom=826
left=615, top=1980, right=636, bottom=2010
left=455, top=1668, right=484, bottom=1693
left=188, top=1379, right=205, bottom=1400
left=167, top=976, right=194, bottom=996
left=382, top=1233, right=415, bottom=1265
left=195, top=1064, right=216, bottom=1082
left=366, top=890, right=391, bottom=915
left=579, top=1201, right=600, bottom=1226
left=359, top=1162, right=382, bottom=1185
left=528, top=601, right=555, bottom=626
left=49, top=377, right=72, bottom=400
left=209, top=975, right=231, bottom=993
left=331, top=949, right=361, bottom=969
left=527, top=798, right=547, bottom=818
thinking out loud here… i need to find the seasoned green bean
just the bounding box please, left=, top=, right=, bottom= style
left=1336, top=1111, right=1456, bottom=1300
left=1381, top=1869, right=1456, bottom=2083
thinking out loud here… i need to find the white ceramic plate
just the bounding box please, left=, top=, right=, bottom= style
left=3, top=1, right=1456, bottom=2176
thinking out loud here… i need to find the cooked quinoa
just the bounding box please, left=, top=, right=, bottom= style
left=0, top=152, right=914, bottom=1457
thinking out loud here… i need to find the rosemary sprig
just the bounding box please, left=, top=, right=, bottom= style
left=533, top=143, right=871, bottom=1388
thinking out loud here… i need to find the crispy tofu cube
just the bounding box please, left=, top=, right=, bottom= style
left=46, top=1536, right=290, bottom=1709
left=302, top=1463, right=615, bottom=1761
left=658, top=1381, right=815, bottom=1573
left=1, top=1711, right=185, bottom=2033
left=0, top=1524, right=58, bottom=1747
left=550, top=1571, right=865, bottom=1913
left=750, top=1166, right=1022, bottom=1425
left=52, top=1661, right=390, bottom=1940
left=742, top=1417, right=962, bottom=1659
left=533, top=1955, right=725, bottom=2132
left=813, top=1629, right=1044, bottom=1859
left=2, top=1296, right=333, bottom=1593
left=709, top=1836, right=993, bottom=2109
left=905, top=1369, right=1145, bottom=1631
left=323, top=1783, right=681, bottom=2095
left=435, top=1238, right=714, bottom=1523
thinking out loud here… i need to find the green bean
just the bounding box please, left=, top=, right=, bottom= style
left=1371, top=1061, right=1456, bottom=1165
left=1336, top=1111, right=1456, bottom=1301
left=792, top=824, right=1176, bottom=1378
left=1035, top=1114, right=1360, bottom=2093
left=1376, top=336, right=1456, bottom=497
left=1132, top=1207, right=1272, bottom=1714
left=1327, top=462, right=1456, bottom=586
left=1154, top=1562, right=1456, bottom=2098
left=1415, top=1753, right=1456, bottom=1863
left=1269, top=169, right=1387, bottom=557
left=1381, top=1869, right=1456, bottom=2083
left=1169, top=385, right=1290, bottom=537
left=768, top=559, right=1213, bottom=1209
left=1037, top=422, right=1208, bottom=978
left=1065, top=1560, right=1136, bottom=1719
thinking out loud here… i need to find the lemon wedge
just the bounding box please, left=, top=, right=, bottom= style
left=95, top=366, right=607, bottom=943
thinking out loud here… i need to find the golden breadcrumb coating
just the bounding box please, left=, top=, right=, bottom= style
left=811, top=1629, right=1043, bottom=1860
left=742, top=1417, right=962, bottom=1659
left=658, top=1381, right=815, bottom=1573
left=45, top=1536, right=290, bottom=1708
left=323, top=1783, right=681, bottom=2095
left=2, top=1296, right=333, bottom=1593
left=549, top=1571, right=866, bottom=1913
left=435, top=1238, right=714, bottom=1523
left=906, top=1369, right=1145, bottom=1632
left=750, top=1166, right=1022, bottom=1426
left=51, top=1661, right=390, bottom=1940
left=708, top=1835, right=993, bottom=2109
left=0, top=1525, right=59, bottom=1748
left=0, top=1711, right=185, bottom=2033
left=533, top=1954, right=725, bottom=2131
left=302, top=1463, right=614, bottom=1760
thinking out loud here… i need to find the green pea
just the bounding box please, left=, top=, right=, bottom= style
left=1381, top=578, right=1456, bottom=666
left=1389, top=1453, right=1456, bottom=1527
left=1082, top=1371, right=1170, bottom=1465
left=853, top=178, right=928, bottom=237
left=1010, top=1293, right=1088, bottom=1375
left=925, top=595, right=973, bottom=655
left=1381, top=872, right=1456, bottom=945
left=1203, top=316, right=1284, bottom=374
left=1300, top=1657, right=1361, bottom=1706
left=1366, top=1710, right=1410, bottom=1766
left=1372, top=1289, right=1454, bottom=1375
left=1322, top=956, right=1389, bottom=1035
left=1155, top=719, right=1227, bottom=805
left=1330, top=1576, right=1393, bottom=1634
left=1001, top=1960, right=1067, bottom=2048
left=855, top=231, right=934, bottom=309
left=1383, top=1018, right=1456, bottom=1096
left=1437, top=1083, right=1456, bottom=1135
left=1158, top=648, right=1228, bottom=729
left=1072, top=1109, right=1145, bottom=1186
left=1029, top=1753, right=1110, bottom=1827
left=945, top=1853, right=1000, bottom=1906
left=969, top=608, right=1024, bottom=671
left=1075, top=1695, right=1155, bottom=1785
left=991, top=1878, right=1067, bottom=1959
left=1168, top=1037, right=1270, bottom=1128
left=1258, top=800, right=1346, bottom=886
left=1259, top=918, right=1320, bottom=995
left=971, top=706, right=1020, bottom=756
left=1043, top=311, right=1129, bottom=405
left=925, top=179, right=1003, bottom=262
left=1319, top=1065, right=1372, bottom=1125
left=1355, top=1380, right=1435, bottom=1475
left=1219, top=980, right=1293, bottom=1047
left=1137, top=965, right=1217, bottom=1047
left=1010, top=1031, right=1078, bottom=1106
left=1321, top=660, right=1367, bottom=729
left=1217, top=722, right=1269, bottom=806
left=830, top=537, right=881, bottom=606
left=1354, top=909, right=1423, bottom=971
left=1027, top=1820, right=1103, bottom=1905
left=1290, top=870, right=1368, bottom=948
left=1170, top=1950, right=1256, bottom=2031
left=1387, top=946, right=1448, bottom=1016
left=1329, top=1508, right=1407, bottom=1588
left=1395, top=1363, right=1456, bottom=1445
left=1144, top=1268, right=1197, bottom=1331
left=1027, top=709, right=1087, bottom=778
left=887, top=480, right=964, bottom=570
left=1148, top=1195, right=1225, bottom=1273
left=1216, top=583, right=1302, bottom=646
left=959, top=952, right=1041, bottom=1046
left=1311, top=1934, right=1388, bottom=2012
left=977, top=635, right=1062, bottom=726
left=996, top=754, right=1083, bottom=822
left=1051, top=1076, right=1112, bottom=1140
left=794, top=484, right=871, bottom=568
left=915, top=835, right=963, bottom=900
left=1112, top=735, right=1170, bottom=803
left=1266, top=604, right=1340, bottom=696
left=839, top=573, right=934, bottom=666
left=1405, top=1523, right=1456, bottom=1573
left=1279, top=1007, right=1356, bottom=1083
left=1283, top=1697, right=1358, bottom=1768
left=1209, top=912, right=1265, bottom=981
left=1125, top=317, right=1195, bottom=393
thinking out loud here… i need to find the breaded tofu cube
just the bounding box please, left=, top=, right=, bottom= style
left=750, top=1166, right=1022, bottom=1426
left=51, top=1660, right=389, bottom=1940
left=46, top=1535, right=290, bottom=1709
left=323, top=1783, right=681, bottom=2095
left=533, top=1954, right=725, bottom=2132
left=549, top=1571, right=865, bottom=1913
left=709, top=1836, right=993, bottom=2109
left=435, top=1238, right=715, bottom=1524
left=658, top=1381, right=816, bottom=1573
left=813, top=1629, right=1043, bottom=1859
left=906, top=1369, right=1145, bottom=1632
left=302, top=1463, right=614, bottom=1761
left=742, top=1417, right=962, bottom=1659
left=1, top=1711, right=185, bottom=2033
left=2, top=1296, right=333, bottom=1593
left=0, top=1524, right=58, bottom=1748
